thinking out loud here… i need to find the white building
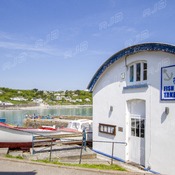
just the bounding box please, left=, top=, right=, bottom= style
left=76, top=99, right=82, bottom=102
left=85, top=98, right=91, bottom=102
left=10, top=97, right=27, bottom=101
left=32, top=98, right=43, bottom=104
left=87, top=43, right=175, bottom=175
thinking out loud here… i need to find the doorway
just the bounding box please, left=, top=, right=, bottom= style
left=127, top=99, right=145, bottom=166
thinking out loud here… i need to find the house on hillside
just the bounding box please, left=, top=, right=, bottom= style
left=87, top=43, right=175, bottom=175
left=10, top=97, right=27, bottom=101
left=32, top=98, right=43, bottom=104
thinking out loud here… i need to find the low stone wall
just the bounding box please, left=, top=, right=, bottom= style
left=23, top=118, right=68, bottom=128
left=54, top=115, right=92, bottom=120
left=0, top=103, right=39, bottom=110
left=23, top=116, right=92, bottom=128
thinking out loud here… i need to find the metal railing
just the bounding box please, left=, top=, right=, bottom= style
left=92, top=140, right=127, bottom=165
left=31, top=131, right=83, bottom=161
left=31, top=130, right=127, bottom=165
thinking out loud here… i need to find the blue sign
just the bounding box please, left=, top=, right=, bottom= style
left=161, top=65, right=175, bottom=100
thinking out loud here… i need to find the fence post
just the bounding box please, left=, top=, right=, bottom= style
left=82, top=129, right=86, bottom=151
left=49, top=138, right=53, bottom=162
left=111, top=142, right=114, bottom=165
left=32, top=135, right=35, bottom=155
left=79, top=129, right=86, bottom=164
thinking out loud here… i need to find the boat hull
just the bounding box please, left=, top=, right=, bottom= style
left=0, top=142, right=32, bottom=149
left=0, top=123, right=81, bottom=149
left=0, top=125, right=33, bottom=149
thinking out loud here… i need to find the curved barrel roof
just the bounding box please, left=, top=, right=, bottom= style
left=87, top=43, right=175, bottom=92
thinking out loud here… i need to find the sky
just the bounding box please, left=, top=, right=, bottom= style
left=0, top=0, right=174, bottom=91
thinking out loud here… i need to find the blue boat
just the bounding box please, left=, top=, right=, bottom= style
left=0, top=118, right=6, bottom=123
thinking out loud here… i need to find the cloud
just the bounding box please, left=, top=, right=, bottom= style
left=0, top=30, right=64, bottom=58
left=0, top=31, right=14, bottom=40
left=0, top=39, right=65, bottom=58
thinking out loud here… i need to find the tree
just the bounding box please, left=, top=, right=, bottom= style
left=32, top=88, right=38, bottom=92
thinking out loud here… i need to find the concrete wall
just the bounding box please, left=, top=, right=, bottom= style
left=92, top=51, right=175, bottom=175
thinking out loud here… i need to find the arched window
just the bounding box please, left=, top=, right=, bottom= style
left=128, top=61, right=147, bottom=84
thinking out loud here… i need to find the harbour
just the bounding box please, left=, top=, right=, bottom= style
left=0, top=105, right=92, bottom=126
left=0, top=105, right=93, bottom=150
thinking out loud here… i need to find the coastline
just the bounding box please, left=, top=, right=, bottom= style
left=0, top=105, right=92, bottom=126
left=0, top=104, right=92, bottom=111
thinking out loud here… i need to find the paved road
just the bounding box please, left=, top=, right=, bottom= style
left=0, top=157, right=149, bottom=175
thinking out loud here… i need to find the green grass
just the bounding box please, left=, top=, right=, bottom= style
left=35, top=159, right=126, bottom=171
left=5, top=154, right=24, bottom=160
left=5, top=154, right=126, bottom=171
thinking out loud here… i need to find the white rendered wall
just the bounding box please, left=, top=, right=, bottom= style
left=93, top=58, right=127, bottom=161
left=92, top=51, right=175, bottom=175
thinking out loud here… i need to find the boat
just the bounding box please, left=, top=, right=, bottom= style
left=0, top=122, right=80, bottom=149
left=60, top=119, right=93, bottom=143
left=0, top=122, right=34, bottom=149
left=0, top=118, right=6, bottom=123
left=0, top=119, right=93, bottom=149
left=65, top=119, right=92, bottom=132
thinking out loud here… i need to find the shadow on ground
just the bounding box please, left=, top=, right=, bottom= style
left=0, top=171, right=36, bottom=175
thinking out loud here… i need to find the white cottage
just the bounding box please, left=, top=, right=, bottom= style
left=87, top=43, right=175, bottom=175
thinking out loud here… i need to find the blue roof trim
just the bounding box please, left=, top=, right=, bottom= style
left=87, top=43, right=175, bottom=92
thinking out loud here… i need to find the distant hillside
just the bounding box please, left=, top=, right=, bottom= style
left=0, top=87, right=92, bottom=106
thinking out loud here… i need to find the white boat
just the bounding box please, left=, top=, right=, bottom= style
left=0, top=123, right=34, bottom=149
left=66, top=119, right=92, bottom=132
left=0, top=122, right=80, bottom=149
left=60, top=119, right=93, bottom=142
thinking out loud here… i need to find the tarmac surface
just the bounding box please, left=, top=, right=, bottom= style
left=0, top=145, right=151, bottom=175
left=0, top=157, right=151, bottom=175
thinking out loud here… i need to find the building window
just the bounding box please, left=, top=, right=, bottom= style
left=130, top=65, right=134, bottom=82
left=136, top=63, right=141, bottom=81
left=143, top=63, right=147, bottom=81
left=99, top=123, right=116, bottom=135
left=131, top=118, right=145, bottom=138
left=129, top=62, right=147, bottom=84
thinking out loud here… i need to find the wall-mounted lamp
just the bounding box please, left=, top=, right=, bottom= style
left=121, top=72, right=125, bottom=79
left=165, top=107, right=169, bottom=115
left=110, top=106, right=113, bottom=112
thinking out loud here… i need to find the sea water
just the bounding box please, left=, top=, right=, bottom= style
left=0, top=106, right=92, bottom=126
